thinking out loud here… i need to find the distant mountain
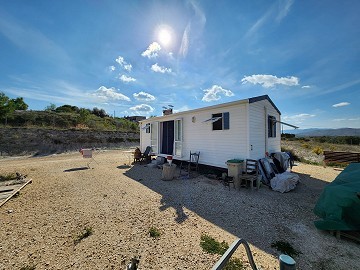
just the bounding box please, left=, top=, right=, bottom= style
left=283, top=128, right=360, bottom=137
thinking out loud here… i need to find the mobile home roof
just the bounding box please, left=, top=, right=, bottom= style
left=140, top=94, right=280, bottom=123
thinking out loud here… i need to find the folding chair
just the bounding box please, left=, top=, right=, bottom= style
left=180, top=151, right=200, bottom=178
left=80, top=148, right=98, bottom=168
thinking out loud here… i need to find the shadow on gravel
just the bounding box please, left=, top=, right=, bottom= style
left=63, top=167, right=89, bottom=172
left=123, top=164, right=350, bottom=268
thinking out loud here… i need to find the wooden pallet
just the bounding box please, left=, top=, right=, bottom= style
left=330, top=230, right=360, bottom=243
left=324, top=151, right=360, bottom=165
left=0, top=179, right=32, bottom=207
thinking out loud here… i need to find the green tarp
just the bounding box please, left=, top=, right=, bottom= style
left=314, top=163, right=360, bottom=231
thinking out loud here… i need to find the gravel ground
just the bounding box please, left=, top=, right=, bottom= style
left=0, top=150, right=359, bottom=270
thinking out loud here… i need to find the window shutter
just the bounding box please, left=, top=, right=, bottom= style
left=223, top=112, right=230, bottom=130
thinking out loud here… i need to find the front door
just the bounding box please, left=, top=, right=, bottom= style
left=161, top=120, right=174, bottom=155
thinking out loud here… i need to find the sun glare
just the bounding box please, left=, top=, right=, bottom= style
left=159, top=29, right=171, bottom=46
left=156, top=24, right=174, bottom=48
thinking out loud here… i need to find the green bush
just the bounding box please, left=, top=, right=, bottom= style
left=200, top=235, right=244, bottom=270
left=200, top=234, right=229, bottom=255
left=271, top=240, right=301, bottom=257
left=149, top=227, right=161, bottom=238
left=224, top=258, right=245, bottom=270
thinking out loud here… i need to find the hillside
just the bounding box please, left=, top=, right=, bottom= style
left=281, top=137, right=360, bottom=164
left=283, top=128, right=360, bottom=137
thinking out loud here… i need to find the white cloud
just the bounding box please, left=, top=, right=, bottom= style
left=333, top=117, right=360, bottom=121
left=276, top=0, right=294, bottom=22
left=332, top=102, right=350, bottom=108
left=246, top=1, right=293, bottom=38
left=151, top=63, right=172, bottom=74
left=202, top=85, right=234, bottom=102
left=282, top=113, right=315, bottom=124
left=178, top=1, right=206, bottom=58
left=115, top=56, right=132, bottom=72
left=173, top=105, right=191, bottom=113
left=141, top=42, right=161, bottom=58
left=108, top=65, right=115, bottom=72
left=241, top=74, right=299, bottom=88
left=119, top=74, right=136, bottom=83
left=93, top=86, right=130, bottom=102
left=133, top=91, right=155, bottom=101
left=179, top=24, right=190, bottom=57
left=130, top=104, right=154, bottom=113
left=301, top=85, right=311, bottom=89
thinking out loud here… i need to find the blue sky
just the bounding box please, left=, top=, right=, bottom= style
left=0, top=0, right=359, bottom=129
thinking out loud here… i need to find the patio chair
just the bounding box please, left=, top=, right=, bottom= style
left=180, top=151, right=200, bottom=177
left=240, top=159, right=259, bottom=190
left=140, top=146, right=152, bottom=163
left=80, top=148, right=98, bottom=168
left=133, top=147, right=142, bottom=164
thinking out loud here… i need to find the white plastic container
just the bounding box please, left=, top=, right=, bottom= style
left=226, top=161, right=243, bottom=177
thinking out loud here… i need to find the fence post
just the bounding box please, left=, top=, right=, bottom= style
left=279, top=254, right=296, bottom=270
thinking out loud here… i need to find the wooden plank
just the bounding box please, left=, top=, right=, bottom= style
left=0, top=179, right=32, bottom=208
left=324, top=151, right=360, bottom=164
left=0, top=188, right=14, bottom=193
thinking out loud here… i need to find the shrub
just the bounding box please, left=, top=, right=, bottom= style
left=271, top=240, right=300, bottom=257
left=301, top=143, right=310, bottom=149
left=200, top=234, right=229, bottom=255
left=0, top=173, right=17, bottom=181
left=149, top=227, right=161, bottom=238
left=312, top=146, right=323, bottom=155
left=200, top=235, right=244, bottom=270
left=224, top=258, right=245, bottom=270
left=74, top=226, right=93, bottom=244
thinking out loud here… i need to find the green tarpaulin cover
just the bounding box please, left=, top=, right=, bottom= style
left=314, top=163, right=360, bottom=231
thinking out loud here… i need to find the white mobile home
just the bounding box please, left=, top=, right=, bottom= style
left=139, top=95, right=284, bottom=169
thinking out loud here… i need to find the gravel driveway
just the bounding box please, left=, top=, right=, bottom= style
left=0, top=150, right=359, bottom=270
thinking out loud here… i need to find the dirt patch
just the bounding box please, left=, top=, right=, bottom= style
left=0, top=151, right=358, bottom=269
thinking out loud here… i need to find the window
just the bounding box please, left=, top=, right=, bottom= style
left=212, top=112, right=230, bottom=130
left=145, top=124, right=150, bottom=133
left=150, top=122, right=158, bottom=153
left=174, top=119, right=183, bottom=157
left=268, top=115, right=277, bottom=138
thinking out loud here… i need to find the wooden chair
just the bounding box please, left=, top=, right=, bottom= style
left=140, top=146, right=152, bottom=163
left=180, top=151, right=200, bottom=177
left=133, top=148, right=142, bottom=164
left=223, top=176, right=235, bottom=190
left=240, top=159, right=259, bottom=190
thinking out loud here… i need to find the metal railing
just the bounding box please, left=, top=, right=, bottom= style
left=211, top=238, right=258, bottom=270
left=211, top=238, right=296, bottom=270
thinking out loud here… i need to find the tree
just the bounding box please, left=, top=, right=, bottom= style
left=11, top=97, right=28, bottom=110
left=78, top=108, right=90, bottom=123
left=0, top=92, right=29, bottom=125
left=45, top=103, right=57, bottom=111
left=92, top=107, right=108, bottom=118
left=0, top=92, right=9, bottom=117
left=55, top=104, right=80, bottom=113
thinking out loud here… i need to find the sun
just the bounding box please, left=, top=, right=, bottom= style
left=156, top=24, right=174, bottom=48
left=158, top=29, right=171, bottom=46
